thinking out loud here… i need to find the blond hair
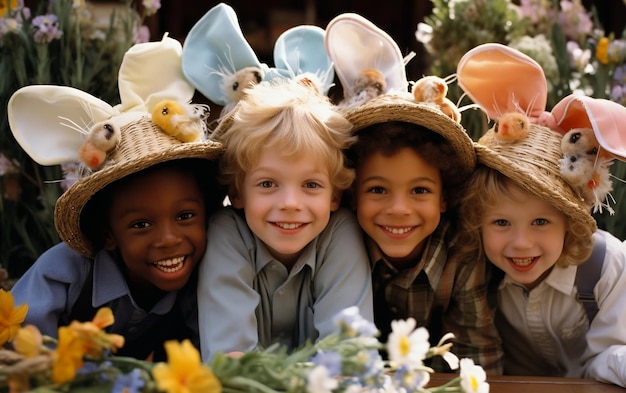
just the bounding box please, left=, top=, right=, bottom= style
left=217, top=80, right=356, bottom=195
left=455, top=165, right=594, bottom=268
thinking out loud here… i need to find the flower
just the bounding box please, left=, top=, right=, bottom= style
left=0, top=0, right=161, bottom=279
left=1, top=305, right=489, bottom=393
left=152, top=339, right=222, bottom=393
left=112, top=368, right=146, bottom=393
left=13, top=324, right=43, bottom=358
left=459, top=358, right=490, bottom=393
left=308, top=365, right=340, bottom=393
left=0, top=288, right=28, bottom=345
left=52, top=326, right=87, bottom=384
left=387, top=318, right=430, bottom=369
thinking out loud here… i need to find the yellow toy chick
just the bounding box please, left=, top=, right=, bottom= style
left=411, top=75, right=461, bottom=122
left=151, top=100, right=207, bottom=143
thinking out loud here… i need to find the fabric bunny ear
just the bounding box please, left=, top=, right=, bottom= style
left=325, top=13, right=409, bottom=98
left=8, top=85, right=118, bottom=165
left=456, top=43, right=547, bottom=123
left=268, top=25, right=334, bottom=95
left=549, top=94, right=626, bottom=161
left=181, top=3, right=267, bottom=106
left=118, top=33, right=195, bottom=114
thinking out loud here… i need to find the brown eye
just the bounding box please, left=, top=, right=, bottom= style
left=254, top=71, right=262, bottom=83
left=569, top=132, right=581, bottom=143
left=232, top=81, right=239, bottom=91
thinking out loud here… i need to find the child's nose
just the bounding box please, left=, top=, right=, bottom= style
left=156, top=223, right=182, bottom=247
left=512, top=227, right=534, bottom=248
left=386, top=193, right=411, bottom=214
left=279, top=187, right=302, bottom=210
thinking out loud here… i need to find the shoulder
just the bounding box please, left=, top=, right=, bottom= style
left=597, top=229, right=626, bottom=276
left=19, top=242, right=91, bottom=283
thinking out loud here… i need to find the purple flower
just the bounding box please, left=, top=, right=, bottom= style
left=310, top=350, right=343, bottom=376
left=112, top=369, right=145, bottom=393
left=32, top=13, right=63, bottom=43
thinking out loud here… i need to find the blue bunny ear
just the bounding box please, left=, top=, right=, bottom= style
left=268, top=25, right=334, bottom=95
left=181, top=3, right=266, bottom=106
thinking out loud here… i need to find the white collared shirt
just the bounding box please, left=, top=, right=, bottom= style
left=497, top=229, right=626, bottom=386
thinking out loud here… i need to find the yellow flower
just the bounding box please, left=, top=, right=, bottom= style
left=52, top=326, right=86, bottom=384
left=13, top=325, right=43, bottom=358
left=596, top=37, right=610, bottom=64
left=0, top=288, right=28, bottom=345
left=152, top=340, right=222, bottom=393
left=0, top=0, right=18, bottom=17
left=68, top=307, right=125, bottom=355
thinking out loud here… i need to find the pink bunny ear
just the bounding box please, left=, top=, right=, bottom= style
left=550, top=94, right=626, bottom=161
left=456, top=43, right=547, bottom=122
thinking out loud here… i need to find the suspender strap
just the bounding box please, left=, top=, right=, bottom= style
left=575, top=232, right=606, bottom=324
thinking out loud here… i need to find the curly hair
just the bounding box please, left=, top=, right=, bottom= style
left=218, top=80, right=356, bottom=197
left=454, top=165, right=594, bottom=269
left=345, top=121, right=467, bottom=209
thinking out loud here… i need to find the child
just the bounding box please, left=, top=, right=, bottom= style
left=196, top=80, right=374, bottom=361
left=457, top=122, right=626, bottom=385
left=323, top=12, right=502, bottom=374
left=455, top=43, right=626, bottom=386
left=344, top=95, right=503, bottom=375
left=9, top=36, right=225, bottom=361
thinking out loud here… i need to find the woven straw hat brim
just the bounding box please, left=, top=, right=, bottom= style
left=55, top=122, right=224, bottom=258
left=475, top=126, right=596, bottom=232
left=344, top=94, right=477, bottom=176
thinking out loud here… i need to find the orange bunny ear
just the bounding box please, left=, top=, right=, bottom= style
left=550, top=94, right=626, bottom=161
left=456, top=43, right=547, bottom=122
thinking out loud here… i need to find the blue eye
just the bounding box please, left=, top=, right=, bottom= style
left=259, top=180, right=274, bottom=188
left=494, top=219, right=509, bottom=227
left=305, top=182, right=320, bottom=189
left=533, top=218, right=548, bottom=225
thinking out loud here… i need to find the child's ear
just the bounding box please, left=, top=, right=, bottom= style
left=440, top=196, right=447, bottom=213
left=330, top=191, right=342, bottom=212
left=104, top=231, right=117, bottom=251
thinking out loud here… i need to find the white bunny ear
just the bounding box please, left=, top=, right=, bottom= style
left=8, top=85, right=118, bottom=166
left=117, top=34, right=195, bottom=114
left=325, top=13, right=408, bottom=97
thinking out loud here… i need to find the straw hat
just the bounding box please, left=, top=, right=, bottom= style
left=476, top=124, right=597, bottom=232
left=54, top=118, right=223, bottom=257
left=344, top=93, right=477, bottom=177
left=8, top=35, right=224, bottom=257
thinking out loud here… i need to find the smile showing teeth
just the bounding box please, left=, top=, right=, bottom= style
left=511, top=257, right=534, bottom=267
left=153, top=256, right=184, bottom=273
left=383, top=226, right=413, bottom=235
left=275, top=222, right=303, bottom=230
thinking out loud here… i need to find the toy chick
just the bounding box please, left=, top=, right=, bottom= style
left=151, top=100, right=207, bottom=143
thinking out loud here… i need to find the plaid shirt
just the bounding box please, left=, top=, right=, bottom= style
left=370, top=219, right=503, bottom=375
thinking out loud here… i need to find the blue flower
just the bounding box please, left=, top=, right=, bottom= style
left=111, top=368, right=145, bottom=393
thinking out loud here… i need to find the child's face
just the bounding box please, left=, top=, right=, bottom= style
left=231, top=146, right=339, bottom=266
left=355, top=147, right=446, bottom=265
left=104, top=165, right=207, bottom=293
left=480, top=184, right=567, bottom=290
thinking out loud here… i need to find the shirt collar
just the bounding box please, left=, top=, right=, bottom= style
left=254, top=236, right=317, bottom=276
left=500, top=264, right=576, bottom=295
